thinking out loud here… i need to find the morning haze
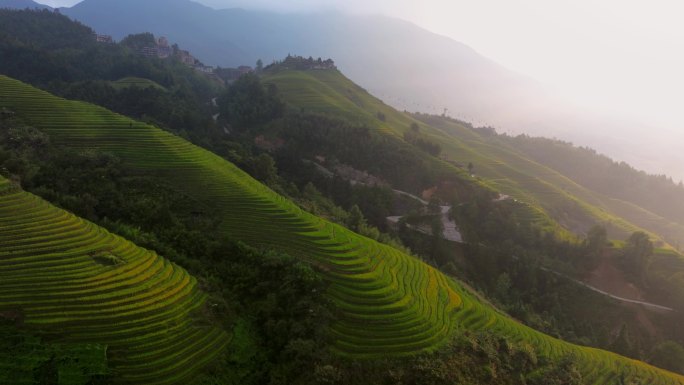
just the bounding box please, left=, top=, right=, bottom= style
left=42, top=0, right=684, bottom=180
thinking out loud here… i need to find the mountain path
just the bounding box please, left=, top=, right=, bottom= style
left=541, top=266, right=674, bottom=312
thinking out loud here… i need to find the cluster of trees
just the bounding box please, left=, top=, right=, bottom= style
left=0, top=319, right=109, bottom=384
left=621, top=231, right=654, bottom=285
left=264, top=55, right=336, bottom=71
left=0, top=9, right=218, bottom=138
left=274, top=113, right=447, bottom=192
left=218, top=73, right=284, bottom=129
left=506, top=134, right=684, bottom=232
left=403, top=123, right=442, bottom=156
left=308, top=330, right=585, bottom=385
left=213, top=74, right=452, bottom=198
left=396, top=185, right=684, bottom=366
left=0, top=116, right=335, bottom=384
left=120, top=32, right=157, bottom=50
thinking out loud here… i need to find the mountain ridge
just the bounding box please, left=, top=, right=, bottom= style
left=61, top=0, right=544, bottom=126
left=0, top=0, right=51, bottom=9
left=263, top=67, right=684, bottom=249
left=58, top=0, right=684, bottom=183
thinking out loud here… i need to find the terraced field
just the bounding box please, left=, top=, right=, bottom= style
left=2, top=75, right=684, bottom=384
left=264, top=69, right=684, bottom=247
left=112, top=77, right=167, bottom=91
left=0, top=176, right=229, bottom=384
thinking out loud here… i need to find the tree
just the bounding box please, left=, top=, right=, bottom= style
left=650, top=341, right=684, bottom=374
left=120, top=32, right=156, bottom=50
left=428, top=198, right=441, bottom=215
left=218, top=73, right=284, bottom=129
left=256, top=59, right=263, bottom=73
left=431, top=215, right=444, bottom=239
left=580, top=224, right=608, bottom=269
left=586, top=224, right=608, bottom=252
left=251, top=153, right=277, bottom=184
left=625, top=231, right=653, bottom=258
left=495, top=272, right=512, bottom=303
left=622, top=231, right=653, bottom=283
left=410, top=122, right=420, bottom=132
left=610, top=324, right=634, bottom=358
left=347, top=205, right=366, bottom=232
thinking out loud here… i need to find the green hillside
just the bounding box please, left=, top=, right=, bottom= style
left=263, top=68, right=577, bottom=239
left=263, top=68, right=684, bottom=248
left=112, top=77, right=168, bottom=91
left=0, top=176, right=229, bottom=384
left=2, top=76, right=684, bottom=383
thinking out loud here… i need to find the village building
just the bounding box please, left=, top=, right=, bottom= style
left=194, top=64, right=214, bottom=74
left=237, top=65, right=253, bottom=74
left=139, top=46, right=159, bottom=58
left=156, top=37, right=171, bottom=58
left=177, top=50, right=196, bottom=66
left=127, top=35, right=215, bottom=74
left=93, top=33, right=113, bottom=44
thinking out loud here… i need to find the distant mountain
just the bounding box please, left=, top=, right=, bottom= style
left=0, top=0, right=51, bottom=9
left=61, top=0, right=683, bottom=181
left=61, top=0, right=546, bottom=125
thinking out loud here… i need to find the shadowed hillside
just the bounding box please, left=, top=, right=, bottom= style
left=2, top=74, right=684, bottom=384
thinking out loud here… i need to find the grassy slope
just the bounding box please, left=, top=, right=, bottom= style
left=0, top=176, right=229, bottom=385
left=2, top=76, right=683, bottom=384
left=424, top=115, right=684, bottom=247
left=263, top=69, right=684, bottom=248
left=111, top=77, right=168, bottom=91
left=263, top=70, right=574, bottom=239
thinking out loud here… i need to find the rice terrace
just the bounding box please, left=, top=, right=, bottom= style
left=2, top=3, right=684, bottom=384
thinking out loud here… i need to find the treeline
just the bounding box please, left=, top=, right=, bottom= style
left=404, top=122, right=442, bottom=156
left=265, top=54, right=336, bottom=72
left=505, top=134, right=684, bottom=228
left=218, top=75, right=464, bottom=195
left=0, top=9, right=218, bottom=136
left=401, top=204, right=684, bottom=371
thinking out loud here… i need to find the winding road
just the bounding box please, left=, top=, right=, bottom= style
left=540, top=266, right=674, bottom=312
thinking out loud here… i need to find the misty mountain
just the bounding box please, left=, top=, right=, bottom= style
left=60, top=0, right=683, bottom=181
left=61, top=0, right=546, bottom=124
left=0, top=0, right=51, bottom=9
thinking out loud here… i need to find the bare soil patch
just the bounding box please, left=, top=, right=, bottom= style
left=586, top=257, right=643, bottom=301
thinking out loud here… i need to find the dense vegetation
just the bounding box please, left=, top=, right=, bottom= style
left=0, top=116, right=335, bottom=384
left=3, top=73, right=684, bottom=384
left=258, top=65, right=684, bottom=367
left=0, top=9, right=218, bottom=137
left=506, top=134, right=684, bottom=245
left=3, top=10, right=684, bottom=383
left=0, top=116, right=573, bottom=385
left=0, top=320, right=108, bottom=385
